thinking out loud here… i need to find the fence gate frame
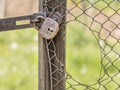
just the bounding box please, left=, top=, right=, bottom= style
left=38, top=0, right=66, bottom=90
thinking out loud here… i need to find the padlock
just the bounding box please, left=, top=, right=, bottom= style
left=31, top=11, right=62, bottom=39
left=39, top=17, right=59, bottom=39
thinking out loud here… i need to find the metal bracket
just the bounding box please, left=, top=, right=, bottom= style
left=0, top=13, right=44, bottom=32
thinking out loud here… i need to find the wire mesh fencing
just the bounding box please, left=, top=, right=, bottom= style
left=43, top=0, right=120, bottom=90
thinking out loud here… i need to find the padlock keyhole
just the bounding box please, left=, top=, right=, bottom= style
left=48, top=28, right=53, bottom=32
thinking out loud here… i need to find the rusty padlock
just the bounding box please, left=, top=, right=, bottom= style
left=39, top=17, right=59, bottom=39
left=39, top=12, right=62, bottom=39
left=33, top=12, right=62, bottom=39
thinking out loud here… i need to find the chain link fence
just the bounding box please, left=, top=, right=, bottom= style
left=43, top=0, right=120, bottom=90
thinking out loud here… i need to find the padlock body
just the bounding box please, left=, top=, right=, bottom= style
left=39, top=18, right=59, bottom=39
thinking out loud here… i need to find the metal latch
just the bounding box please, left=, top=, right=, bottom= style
left=0, top=12, right=62, bottom=39
left=0, top=13, right=44, bottom=31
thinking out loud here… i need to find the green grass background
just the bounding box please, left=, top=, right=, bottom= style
left=0, top=29, right=38, bottom=90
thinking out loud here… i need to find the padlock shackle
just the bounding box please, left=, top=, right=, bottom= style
left=30, top=13, right=46, bottom=30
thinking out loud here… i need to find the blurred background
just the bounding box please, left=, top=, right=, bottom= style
left=0, top=0, right=118, bottom=90
left=0, top=0, right=38, bottom=90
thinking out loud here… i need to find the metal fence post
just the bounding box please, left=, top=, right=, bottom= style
left=38, top=0, right=48, bottom=90
left=38, top=0, right=66, bottom=90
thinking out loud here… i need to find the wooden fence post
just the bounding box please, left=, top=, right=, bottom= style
left=38, top=0, right=66, bottom=90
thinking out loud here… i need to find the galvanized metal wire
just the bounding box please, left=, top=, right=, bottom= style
left=43, top=0, right=120, bottom=90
